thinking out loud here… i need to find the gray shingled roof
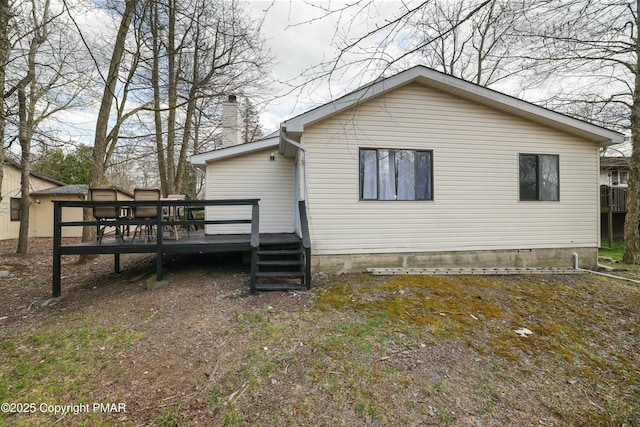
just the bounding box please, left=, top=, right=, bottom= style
left=30, top=184, right=89, bottom=196
left=30, top=184, right=134, bottom=198
left=600, top=157, right=629, bottom=170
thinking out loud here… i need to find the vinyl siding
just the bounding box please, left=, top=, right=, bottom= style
left=0, top=165, right=70, bottom=240
left=30, top=195, right=84, bottom=238
left=302, top=83, right=600, bottom=255
left=204, top=148, right=295, bottom=234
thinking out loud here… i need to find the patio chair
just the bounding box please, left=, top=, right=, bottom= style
left=89, top=188, right=121, bottom=243
left=132, top=188, right=161, bottom=243
left=164, top=194, right=187, bottom=239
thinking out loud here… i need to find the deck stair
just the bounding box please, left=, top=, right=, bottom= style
left=254, top=241, right=308, bottom=291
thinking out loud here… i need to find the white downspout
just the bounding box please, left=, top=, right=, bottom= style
left=281, top=130, right=309, bottom=240
left=281, top=132, right=309, bottom=203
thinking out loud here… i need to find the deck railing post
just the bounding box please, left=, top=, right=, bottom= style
left=52, top=201, right=62, bottom=297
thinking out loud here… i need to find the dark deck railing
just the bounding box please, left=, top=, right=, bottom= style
left=52, top=199, right=260, bottom=297
left=600, top=185, right=628, bottom=212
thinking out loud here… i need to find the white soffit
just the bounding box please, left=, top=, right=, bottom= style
left=190, top=137, right=279, bottom=167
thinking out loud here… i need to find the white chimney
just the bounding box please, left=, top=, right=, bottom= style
left=221, top=95, right=242, bottom=148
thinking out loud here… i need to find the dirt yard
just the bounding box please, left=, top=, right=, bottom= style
left=0, top=238, right=639, bottom=426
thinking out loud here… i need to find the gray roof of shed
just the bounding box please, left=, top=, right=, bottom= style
left=31, top=184, right=134, bottom=198
left=31, top=184, right=88, bottom=196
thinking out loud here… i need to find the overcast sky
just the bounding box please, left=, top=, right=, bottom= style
left=245, top=1, right=408, bottom=132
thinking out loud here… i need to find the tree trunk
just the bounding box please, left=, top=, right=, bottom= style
left=17, top=81, right=31, bottom=254
left=174, top=30, right=201, bottom=194
left=17, top=0, right=48, bottom=254
left=151, top=0, right=167, bottom=195
left=623, top=5, right=640, bottom=263
left=166, top=0, right=177, bottom=196
left=83, top=0, right=138, bottom=245
left=0, top=0, right=10, bottom=204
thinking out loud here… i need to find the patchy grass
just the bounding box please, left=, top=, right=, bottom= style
left=1, top=269, right=639, bottom=426
left=202, top=274, right=640, bottom=426
left=599, top=239, right=625, bottom=261
left=0, top=312, right=143, bottom=426
left=598, top=240, right=640, bottom=281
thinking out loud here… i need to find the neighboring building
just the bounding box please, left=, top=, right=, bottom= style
left=1, top=161, right=133, bottom=240
left=599, top=156, right=630, bottom=241
left=600, top=156, right=629, bottom=188
left=191, top=66, right=624, bottom=272
left=0, top=162, right=70, bottom=239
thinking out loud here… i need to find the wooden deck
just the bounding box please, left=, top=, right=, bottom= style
left=600, top=185, right=628, bottom=213
left=57, top=231, right=301, bottom=255
left=52, top=199, right=311, bottom=297
left=600, top=185, right=628, bottom=247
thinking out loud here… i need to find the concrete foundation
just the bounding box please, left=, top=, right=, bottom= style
left=311, top=247, right=597, bottom=275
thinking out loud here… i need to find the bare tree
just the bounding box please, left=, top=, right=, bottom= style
left=0, top=0, right=11, bottom=202
left=139, top=0, right=272, bottom=196
left=89, top=0, right=140, bottom=190
left=414, top=0, right=529, bottom=87
left=2, top=0, right=96, bottom=252
left=262, top=0, right=497, bottom=115
left=14, top=0, right=51, bottom=253
left=242, top=98, right=264, bottom=144
left=82, top=0, right=140, bottom=244
left=510, top=0, right=637, bottom=262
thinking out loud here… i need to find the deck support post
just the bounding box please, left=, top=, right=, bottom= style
left=52, top=202, right=62, bottom=297
left=156, top=252, right=163, bottom=281
left=250, top=247, right=257, bottom=294
left=156, top=203, right=164, bottom=281
left=304, top=247, right=311, bottom=290
left=608, top=210, right=613, bottom=248
left=114, top=254, right=121, bottom=273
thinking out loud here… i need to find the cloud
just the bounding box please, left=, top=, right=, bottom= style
left=248, top=1, right=417, bottom=130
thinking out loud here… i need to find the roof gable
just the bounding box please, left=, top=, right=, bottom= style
left=190, top=136, right=280, bottom=167
left=281, top=66, right=624, bottom=145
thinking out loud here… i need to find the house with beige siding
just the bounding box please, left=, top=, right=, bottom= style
left=191, top=66, right=624, bottom=272
left=0, top=162, right=71, bottom=240
left=1, top=161, right=133, bottom=240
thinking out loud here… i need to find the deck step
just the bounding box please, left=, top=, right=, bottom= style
left=257, top=260, right=303, bottom=266
left=252, top=240, right=308, bottom=293
left=257, top=249, right=301, bottom=256
left=256, top=271, right=305, bottom=278
left=254, top=283, right=308, bottom=291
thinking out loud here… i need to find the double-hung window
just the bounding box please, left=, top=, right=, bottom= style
left=519, top=154, right=559, bottom=201
left=359, top=148, right=433, bottom=201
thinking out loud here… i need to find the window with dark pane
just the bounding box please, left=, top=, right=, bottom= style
left=359, top=148, right=433, bottom=201
left=519, top=154, right=559, bottom=201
